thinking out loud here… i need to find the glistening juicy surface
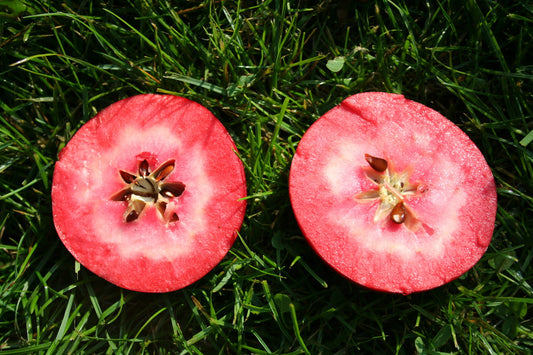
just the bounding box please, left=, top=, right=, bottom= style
left=289, top=92, right=497, bottom=294
left=52, top=94, right=247, bottom=292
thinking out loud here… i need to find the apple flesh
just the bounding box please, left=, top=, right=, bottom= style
left=289, top=92, right=497, bottom=294
left=52, top=94, right=247, bottom=293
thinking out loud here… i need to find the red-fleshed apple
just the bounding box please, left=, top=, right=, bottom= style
left=289, top=92, right=497, bottom=294
left=52, top=94, right=247, bottom=293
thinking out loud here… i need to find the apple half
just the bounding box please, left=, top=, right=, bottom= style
left=289, top=92, right=497, bottom=294
left=52, top=94, right=247, bottom=293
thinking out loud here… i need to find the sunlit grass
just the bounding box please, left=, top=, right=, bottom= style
left=1, top=0, right=532, bottom=353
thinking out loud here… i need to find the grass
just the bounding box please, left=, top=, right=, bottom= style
left=1, top=0, right=532, bottom=353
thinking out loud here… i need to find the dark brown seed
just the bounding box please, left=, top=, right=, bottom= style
left=391, top=201, right=406, bottom=224
left=169, top=212, right=179, bottom=222
left=119, top=170, right=137, bottom=184
left=139, top=159, right=150, bottom=177
left=152, top=160, right=175, bottom=181
left=364, top=154, right=388, bottom=172
left=160, top=181, right=186, bottom=198
left=125, top=210, right=139, bottom=222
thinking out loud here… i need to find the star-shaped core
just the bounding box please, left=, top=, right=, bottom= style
left=110, top=159, right=185, bottom=223
left=355, top=154, right=426, bottom=232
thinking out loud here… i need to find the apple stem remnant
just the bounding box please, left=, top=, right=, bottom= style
left=110, top=159, right=185, bottom=223
left=356, top=154, right=425, bottom=231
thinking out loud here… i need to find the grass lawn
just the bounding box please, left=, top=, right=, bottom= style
left=1, top=0, right=532, bottom=353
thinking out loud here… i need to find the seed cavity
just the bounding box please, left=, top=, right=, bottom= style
left=120, top=170, right=137, bottom=184
left=111, top=159, right=185, bottom=223
left=110, top=187, right=132, bottom=201
left=156, top=201, right=167, bottom=216
left=355, top=190, right=381, bottom=200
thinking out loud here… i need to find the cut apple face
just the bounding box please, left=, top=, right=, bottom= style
left=52, top=94, right=247, bottom=293
left=289, top=92, right=497, bottom=294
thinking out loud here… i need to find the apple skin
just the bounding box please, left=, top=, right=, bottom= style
left=289, top=92, right=497, bottom=294
left=52, top=94, right=247, bottom=293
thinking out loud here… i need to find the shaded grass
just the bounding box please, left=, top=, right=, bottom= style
left=1, top=0, right=532, bottom=353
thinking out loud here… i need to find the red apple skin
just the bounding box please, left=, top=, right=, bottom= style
left=52, top=94, right=247, bottom=293
left=289, top=92, right=497, bottom=294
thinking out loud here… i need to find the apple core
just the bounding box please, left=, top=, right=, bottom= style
left=356, top=153, right=426, bottom=231
left=110, top=159, right=185, bottom=223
